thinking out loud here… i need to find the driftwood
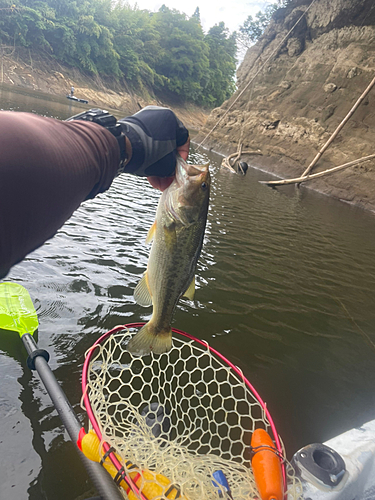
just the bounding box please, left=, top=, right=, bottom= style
left=300, top=73, right=375, bottom=178
left=259, top=154, right=375, bottom=186
left=229, top=141, right=243, bottom=170
left=222, top=143, right=262, bottom=172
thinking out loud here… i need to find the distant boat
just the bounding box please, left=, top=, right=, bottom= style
left=66, top=95, right=89, bottom=104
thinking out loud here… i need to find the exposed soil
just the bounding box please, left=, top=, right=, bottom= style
left=0, top=47, right=208, bottom=130
left=195, top=0, right=375, bottom=212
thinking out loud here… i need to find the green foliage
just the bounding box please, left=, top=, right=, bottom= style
left=191, top=7, right=201, bottom=24
left=0, top=0, right=238, bottom=107
left=205, top=22, right=237, bottom=107
left=150, top=6, right=210, bottom=102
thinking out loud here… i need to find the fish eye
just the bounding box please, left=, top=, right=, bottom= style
left=201, top=182, right=207, bottom=190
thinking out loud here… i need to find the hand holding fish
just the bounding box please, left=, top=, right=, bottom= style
left=147, top=137, right=190, bottom=191
left=119, top=106, right=190, bottom=182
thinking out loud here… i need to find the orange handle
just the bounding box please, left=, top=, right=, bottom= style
left=251, top=428, right=284, bottom=500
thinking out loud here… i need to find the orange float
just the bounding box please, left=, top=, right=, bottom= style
left=251, top=428, right=284, bottom=500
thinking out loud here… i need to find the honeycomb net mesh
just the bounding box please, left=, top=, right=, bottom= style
left=83, top=327, right=301, bottom=499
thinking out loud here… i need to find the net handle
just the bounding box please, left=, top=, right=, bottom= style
left=82, top=324, right=286, bottom=495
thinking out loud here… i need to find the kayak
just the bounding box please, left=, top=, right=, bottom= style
left=292, top=418, right=375, bottom=498
left=66, top=95, right=89, bottom=104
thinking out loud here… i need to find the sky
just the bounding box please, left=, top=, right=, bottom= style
left=129, top=0, right=276, bottom=33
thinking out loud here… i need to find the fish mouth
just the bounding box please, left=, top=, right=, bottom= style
left=184, top=162, right=209, bottom=177
left=165, top=158, right=210, bottom=226
left=177, top=156, right=209, bottom=179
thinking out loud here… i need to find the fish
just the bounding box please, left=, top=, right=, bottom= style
left=127, top=156, right=210, bottom=355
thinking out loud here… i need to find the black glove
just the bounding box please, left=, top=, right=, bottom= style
left=65, top=108, right=127, bottom=164
left=119, top=106, right=189, bottom=177
left=66, top=106, right=189, bottom=178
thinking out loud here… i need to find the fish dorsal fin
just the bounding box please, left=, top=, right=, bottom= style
left=183, top=277, right=195, bottom=301
left=145, top=221, right=157, bottom=244
left=134, top=272, right=152, bottom=307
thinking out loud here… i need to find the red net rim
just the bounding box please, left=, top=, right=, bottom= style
left=81, top=323, right=286, bottom=497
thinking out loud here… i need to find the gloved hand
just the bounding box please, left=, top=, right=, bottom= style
left=119, top=106, right=190, bottom=178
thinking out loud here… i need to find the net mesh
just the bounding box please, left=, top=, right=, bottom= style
left=83, top=326, right=302, bottom=500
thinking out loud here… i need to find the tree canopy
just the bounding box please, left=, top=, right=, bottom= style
left=0, top=0, right=238, bottom=107
left=237, top=4, right=279, bottom=50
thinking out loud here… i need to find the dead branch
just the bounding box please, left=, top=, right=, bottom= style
left=300, top=73, right=375, bottom=178
left=259, top=154, right=375, bottom=186
left=221, top=147, right=262, bottom=172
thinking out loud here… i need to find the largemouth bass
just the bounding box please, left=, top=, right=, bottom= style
left=127, top=156, right=210, bottom=355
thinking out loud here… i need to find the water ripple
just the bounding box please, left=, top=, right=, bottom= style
left=4, top=137, right=375, bottom=490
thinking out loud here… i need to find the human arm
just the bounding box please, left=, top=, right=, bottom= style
left=0, top=107, right=189, bottom=279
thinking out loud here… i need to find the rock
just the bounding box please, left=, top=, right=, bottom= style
left=322, top=104, right=336, bottom=122
left=262, top=119, right=280, bottom=130
left=279, top=81, right=291, bottom=89
left=267, top=89, right=283, bottom=101
left=287, top=37, right=303, bottom=57
left=347, top=67, right=359, bottom=78
left=324, top=83, right=337, bottom=93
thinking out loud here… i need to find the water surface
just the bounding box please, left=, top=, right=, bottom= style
left=1, top=85, right=375, bottom=500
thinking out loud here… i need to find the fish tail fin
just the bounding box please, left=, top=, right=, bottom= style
left=127, top=323, right=172, bottom=356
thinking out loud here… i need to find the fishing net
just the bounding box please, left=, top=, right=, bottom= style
left=82, top=324, right=302, bottom=500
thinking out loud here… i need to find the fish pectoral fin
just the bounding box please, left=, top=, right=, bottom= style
left=163, top=224, right=177, bottom=251
left=182, top=277, right=195, bottom=301
left=134, top=272, right=152, bottom=307
left=145, top=221, right=157, bottom=244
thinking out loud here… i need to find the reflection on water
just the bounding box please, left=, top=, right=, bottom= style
left=1, top=86, right=375, bottom=499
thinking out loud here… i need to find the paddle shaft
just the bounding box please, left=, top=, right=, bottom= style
left=21, top=333, right=124, bottom=500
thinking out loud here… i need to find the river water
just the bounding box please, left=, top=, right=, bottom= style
left=1, top=85, right=375, bottom=500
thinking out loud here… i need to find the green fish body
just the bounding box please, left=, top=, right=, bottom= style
left=127, top=156, right=210, bottom=355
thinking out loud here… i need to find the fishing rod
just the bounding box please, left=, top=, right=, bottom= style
left=0, top=282, right=124, bottom=500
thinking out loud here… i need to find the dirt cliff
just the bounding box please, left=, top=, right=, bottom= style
left=196, top=0, right=375, bottom=211
left=0, top=48, right=208, bottom=130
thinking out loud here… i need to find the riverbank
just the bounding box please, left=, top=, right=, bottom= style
left=195, top=0, right=375, bottom=213
left=3, top=39, right=375, bottom=213
left=0, top=47, right=208, bottom=130
left=195, top=136, right=375, bottom=213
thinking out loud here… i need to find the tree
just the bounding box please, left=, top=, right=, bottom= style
left=0, top=0, right=238, bottom=106
left=191, top=7, right=201, bottom=24
left=110, top=4, right=159, bottom=86
left=204, top=22, right=237, bottom=107
left=237, top=4, right=278, bottom=49
left=150, top=6, right=209, bottom=102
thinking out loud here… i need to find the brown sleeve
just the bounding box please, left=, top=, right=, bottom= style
left=0, top=111, right=120, bottom=278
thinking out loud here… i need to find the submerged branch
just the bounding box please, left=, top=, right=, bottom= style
left=222, top=147, right=262, bottom=172
left=259, top=154, right=375, bottom=186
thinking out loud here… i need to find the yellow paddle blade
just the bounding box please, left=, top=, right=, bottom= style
left=0, top=283, right=38, bottom=337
